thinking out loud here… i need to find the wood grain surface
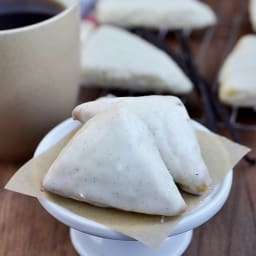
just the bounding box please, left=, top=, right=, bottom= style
left=1, top=0, right=256, bottom=255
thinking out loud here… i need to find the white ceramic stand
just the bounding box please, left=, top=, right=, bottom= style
left=35, top=119, right=233, bottom=256
left=70, top=229, right=193, bottom=256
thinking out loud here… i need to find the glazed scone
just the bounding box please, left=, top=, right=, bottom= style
left=249, top=0, right=256, bottom=31
left=219, top=35, right=256, bottom=107
left=81, top=25, right=193, bottom=94
left=95, top=0, right=217, bottom=30
left=73, top=96, right=211, bottom=194
left=43, top=106, right=186, bottom=216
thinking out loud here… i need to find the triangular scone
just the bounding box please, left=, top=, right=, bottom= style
left=81, top=25, right=193, bottom=94
left=219, top=35, right=256, bottom=107
left=94, top=0, right=217, bottom=30
left=43, top=106, right=186, bottom=216
left=73, top=96, right=211, bottom=194
left=249, top=0, right=256, bottom=31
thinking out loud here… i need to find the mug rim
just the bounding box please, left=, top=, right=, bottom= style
left=0, top=0, right=79, bottom=35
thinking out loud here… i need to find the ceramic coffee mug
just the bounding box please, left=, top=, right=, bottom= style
left=0, top=0, right=80, bottom=160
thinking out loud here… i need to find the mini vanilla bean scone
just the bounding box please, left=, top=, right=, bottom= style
left=43, top=106, right=186, bottom=216
left=80, top=24, right=193, bottom=94
left=249, top=0, right=256, bottom=31
left=94, top=0, right=217, bottom=30
left=218, top=35, right=256, bottom=107
left=73, top=96, right=211, bottom=194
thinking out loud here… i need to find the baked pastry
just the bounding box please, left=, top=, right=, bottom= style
left=249, top=0, right=256, bottom=31
left=43, top=106, right=186, bottom=216
left=73, top=96, right=211, bottom=194
left=80, top=24, right=193, bottom=94
left=94, top=0, right=217, bottom=30
left=218, top=35, right=256, bottom=107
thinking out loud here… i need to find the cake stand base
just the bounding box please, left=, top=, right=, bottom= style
left=70, top=228, right=193, bottom=256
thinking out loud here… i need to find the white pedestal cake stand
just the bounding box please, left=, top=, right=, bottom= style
left=35, top=119, right=233, bottom=256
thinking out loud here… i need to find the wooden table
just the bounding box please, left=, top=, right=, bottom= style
left=1, top=0, right=256, bottom=255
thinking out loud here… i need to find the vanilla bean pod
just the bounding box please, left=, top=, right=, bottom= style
left=175, top=30, right=217, bottom=132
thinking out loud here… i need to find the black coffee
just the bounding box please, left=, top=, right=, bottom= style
left=0, top=0, right=65, bottom=30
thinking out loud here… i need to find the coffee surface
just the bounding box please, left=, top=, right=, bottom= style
left=0, top=12, right=55, bottom=30
left=0, top=0, right=64, bottom=30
